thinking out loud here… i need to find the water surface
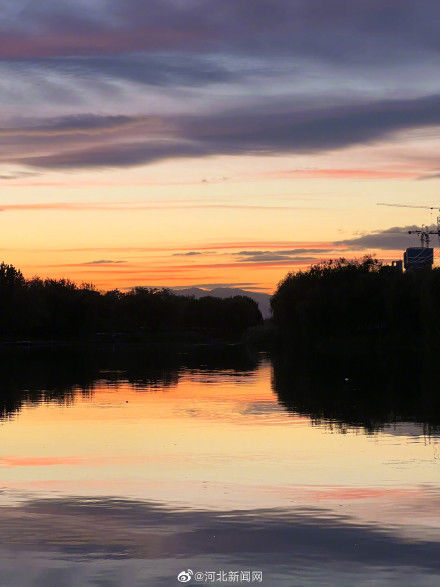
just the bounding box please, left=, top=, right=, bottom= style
left=1, top=347, right=439, bottom=586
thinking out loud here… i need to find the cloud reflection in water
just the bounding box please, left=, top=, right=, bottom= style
left=1, top=495, right=440, bottom=586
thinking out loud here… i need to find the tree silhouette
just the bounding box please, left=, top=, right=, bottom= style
left=271, top=255, right=440, bottom=350
left=0, top=263, right=262, bottom=341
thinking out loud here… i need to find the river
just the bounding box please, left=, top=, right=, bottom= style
left=0, top=346, right=439, bottom=586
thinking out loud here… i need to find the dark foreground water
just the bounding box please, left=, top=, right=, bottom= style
left=0, top=346, right=440, bottom=586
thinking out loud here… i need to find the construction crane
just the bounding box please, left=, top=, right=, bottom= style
left=377, top=202, right=440, bottom=248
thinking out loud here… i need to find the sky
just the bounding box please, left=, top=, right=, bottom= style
left=1, top=0, right=440, bottom=292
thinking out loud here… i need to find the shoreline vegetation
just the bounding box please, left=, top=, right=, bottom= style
left=1, top=256, right=440, bottom=429
left=271, top=255, right=440, bottom=354
left=0, top=262, right=262, bottom=345
left=270, top=256, right=440, bottom=432
left=2, top=255, right=440, bottom=352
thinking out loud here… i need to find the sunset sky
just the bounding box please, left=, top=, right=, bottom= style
left=1, top=0, right=440, bottom=292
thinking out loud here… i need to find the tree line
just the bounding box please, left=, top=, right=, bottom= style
left=0, top=262, right=262, bottom=341
left=271, top=256, right=440, bottom=351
